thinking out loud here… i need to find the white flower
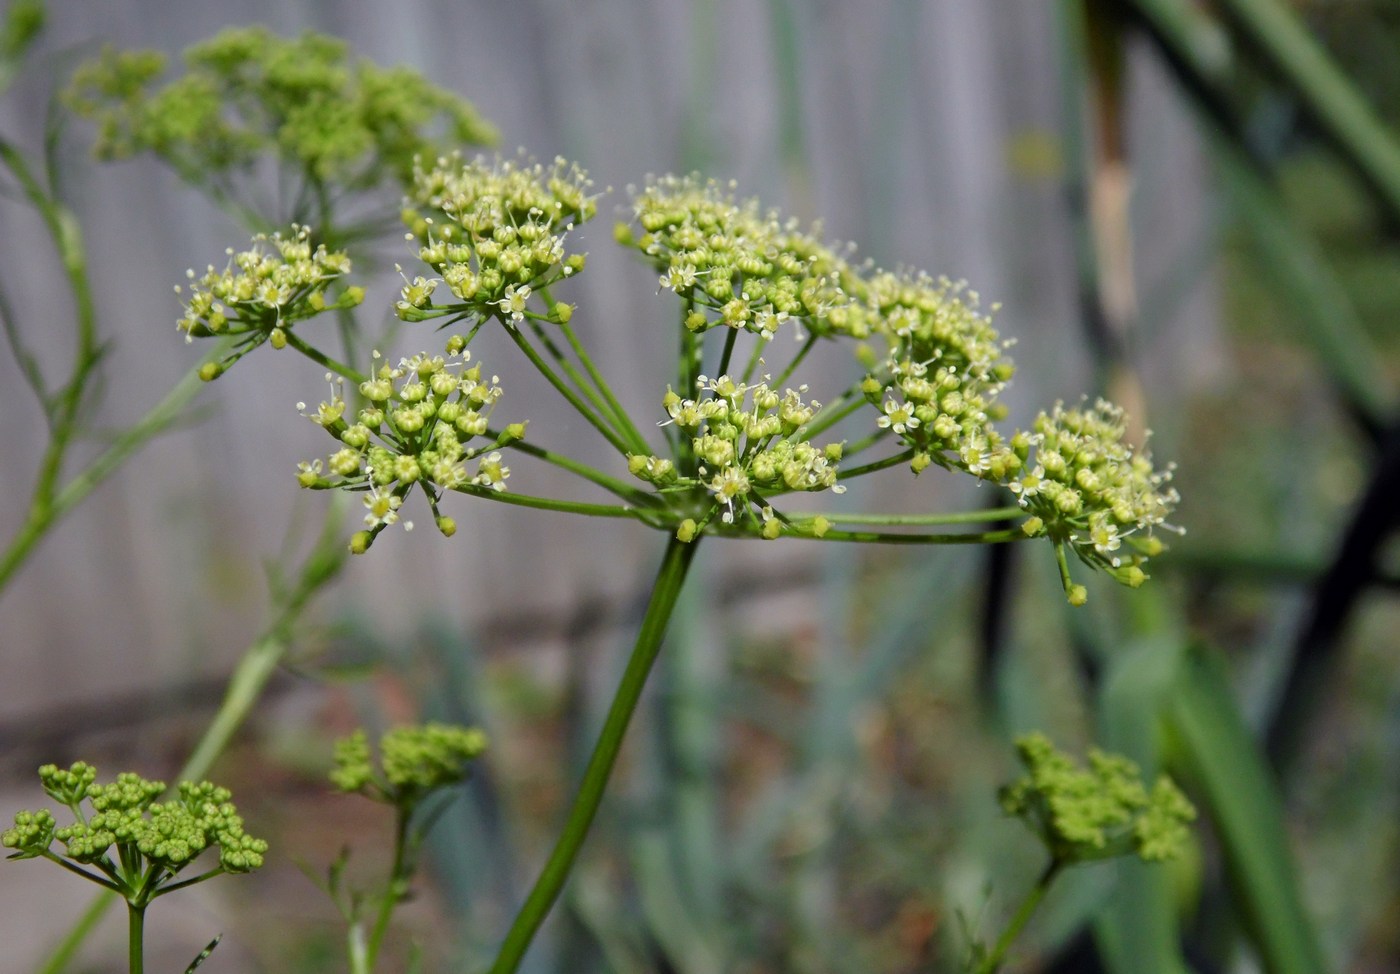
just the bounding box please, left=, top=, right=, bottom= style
left=877, top=398, right=919, bottom=435
left=496, top=284, right=532, bottom=321
left=363, top=485, right=403, bottom=528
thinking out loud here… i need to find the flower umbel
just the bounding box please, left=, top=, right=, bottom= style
left=66, top=27, right=497, bottom=191
left=175, top=225, right=362, bottom=379
left=619, top=174, right=862, bottom=341
left=860, top=273, right=1016, bottom=478
left=295, top=338, right=525, bottom=552
left=2, top=762, right=267, bottom=893
left=1008, top=399, right=1179, bottom=598
left=398, top=154, right=594, bottom=324
left=629, top=374, right=844, bottom=540
left=331, top=722, right=489, bottom=807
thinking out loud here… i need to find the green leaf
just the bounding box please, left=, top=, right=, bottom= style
left=1092, top=636, right=1192, bottom=974
left=1167, top=645, right=1326, bottom=974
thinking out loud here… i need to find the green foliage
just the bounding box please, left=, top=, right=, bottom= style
left=64, top=26, right=497, bottom=192
left=0, top=0, right=44, bottom=92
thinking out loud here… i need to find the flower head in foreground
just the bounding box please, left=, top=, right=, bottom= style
left=331, top=722, right=488, bottom=808
left=295, top=336, right=525, bottom=552
left=175, top=225, right=362, bottom=379
left=629, top=374, right=844, bottom=540
left=2, top=763, right=267, bottom=891
left=1000, top=732, right=1195, bottom=865
left=397, top=154, right=594, bottom=324
left=1008, top=399, right=1179, bottom=597
left=619, top=174, right=865, bottom=341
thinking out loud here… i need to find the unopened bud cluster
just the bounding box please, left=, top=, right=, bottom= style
left=295, top=337, right=524, bottom=551
left=66, top=26, right=497, bottom=193
left=2, top=763, right=267, bottom=885
left=397, top=155, right=594, bottom=324
left=1000, top=733, right=1195, bottom=865
left=331, top=722, right=488, bottom=807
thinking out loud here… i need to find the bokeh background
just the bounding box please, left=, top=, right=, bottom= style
left=1, top=0, right=1397, bottom=972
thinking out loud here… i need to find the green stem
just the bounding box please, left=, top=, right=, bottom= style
left=715, top=325, right=739, bottom=378
left=486, top=535, right=701, bottom=974
left=803, top=385, right=869, bottom=440
left=0, top=142, right=98, bottom=499
left=678, top=299, right=702, bottom=477
left=38, top=852, right=122, bottom=894
left=0, top=360, right=214, bottom=599
left=559, top=318, right=652, bottom=454
left=282, top=330, right=367, bottom=384
left=363, top=807, right=412, bottom=971
left=539, top=288, right=652, bottom=455
left=976, top=858, right=1062, bottom=974
left=501, top=317, right=632, bottom=455
left=785, top=527, right=1027, bottom=545
left=127, top=903, right=145, bottom=974
left=836, top=449, right=914, bottom=480
left=524, top=315, right=637, bottom=444
left=449, top=484, right=654, bottom=522
left=792, top=506, right=1024, bottom=527
left=498, top=434, right=661, bottom=508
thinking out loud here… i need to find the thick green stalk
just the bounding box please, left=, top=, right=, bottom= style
left=485, top=536, right=700, bottom=974
left=127, top=904, right=145, bottom=974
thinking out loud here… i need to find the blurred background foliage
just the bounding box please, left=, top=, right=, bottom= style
left=3, top=0, right=1400, bottom=973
